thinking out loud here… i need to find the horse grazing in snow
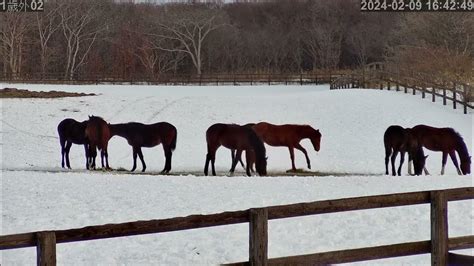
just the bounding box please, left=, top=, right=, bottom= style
left=384, top=125, right=427, bottom=176
left=410, top=125, right=471, bottom=175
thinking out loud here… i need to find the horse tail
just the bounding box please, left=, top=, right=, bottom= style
left=170, top=128, right=177, bottom=152
left=383, top=129, right=392, bottom=156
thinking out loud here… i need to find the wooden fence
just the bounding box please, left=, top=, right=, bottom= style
left=0, top=72, right=346, bottom=86
left=1, top=187, right=473, bottom=265
left=330, top=70, right=473, bottom=114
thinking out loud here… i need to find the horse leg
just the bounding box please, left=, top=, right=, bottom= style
left=449, top=151, right=462, bottom=175
left=424, top=167, right=430, bottom=175
left=230, top=150, right=242, bottom=174
left=92, top=148, right=97, bottom=169
left=64, top=141, right=73, bottom=169
left=230, top=149, right=236, bottom=172
left=100, top=149, right=105, bottom=169
left=295, top=143, right=311, bottom=169
left=84, top=144, right=89, bottom=170
left=288, top=147, right=296, bottom=171
left=205, top=144, right=218, bottom=176
left=385, top=147, right=391, bottom=175
left=161, top=145, right=172, bottom=174
left=390, top=150, right=399, bottom=176
left=88, top=145, right=96, bottom=170
left=131, top=146, right=138, bottom=172
left=245, top=151, right=252, bottom=176
left=104, top=146, right=110, bottom=170
left=138, top=147, right=146, bottom=173
left=248, top=150, right=255, bottom=173
left=239, top=151, right=247, bottom=170
left=397, top=151, right=405, bottom=176
left=60, top=137, right=67, bottom=168
left=441, top=152, right=448, bottom=175
left=204, top=153, right=211, bottom=176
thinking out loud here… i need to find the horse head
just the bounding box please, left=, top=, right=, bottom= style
left=412, top=148, right=427, bottom=176
left=460, top=156, right=471, bottom=175
left=255, top=155, right=267, bottom=176
left=310, top=128, right=321, bottom=152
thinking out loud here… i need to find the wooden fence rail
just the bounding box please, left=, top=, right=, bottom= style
left=330, top=70, right=473, bottom=114
left=0, top=72, right=346, bottom=86
left=0, top=187, right=473, bottom=266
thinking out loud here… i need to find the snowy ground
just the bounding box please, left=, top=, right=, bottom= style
left=0, top=83, right=473, bottom=265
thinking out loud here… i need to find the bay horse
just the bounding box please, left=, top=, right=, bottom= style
left=85, top=115, right=111, bottom=170
left=109, top=122, right=177, bottom=173
left=230, top=123, right=256, bottom=172
left=384, top=125, right=427, bottom=176
left=57, top=118, right=90, bottom=169
left=410, top=125, right=471, bottom=175
left=246, top=122, right=322, bottom=171
left=204, top=123, right=267, bottom=176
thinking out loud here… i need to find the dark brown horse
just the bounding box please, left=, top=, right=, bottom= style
left=384, top=125, right=427, bottom=176
left=230, top=123, right=256, bottom=172
left=57, top=118, right=90, bottom=169
left=204, top=123, right=267, bottom=176
left=410, top=125, right=471, bottom=175
left=109, top=122, right=177, bottom=173
left=243, top=122, right=322, bottom=171
left=85, top=116, right=111, bottom=170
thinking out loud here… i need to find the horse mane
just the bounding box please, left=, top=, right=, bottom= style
left=303, top=124, right=320, bottom=137
left=89, top=115, right=105, bottom=122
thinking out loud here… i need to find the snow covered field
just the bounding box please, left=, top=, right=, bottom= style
left=1, top=83, right=473, bottom=264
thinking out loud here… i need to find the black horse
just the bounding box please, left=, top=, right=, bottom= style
left=384, top=125, right=427, bottom=176
left=109, top=122, right=177, bottom=173
left=57, top=118, right=89, bottom=169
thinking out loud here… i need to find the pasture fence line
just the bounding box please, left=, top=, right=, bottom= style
left=330, top=68, right=473, bottom=114
left=0, top=72, right=348, bottom=86
left=1, top=187, right=473, bottom=265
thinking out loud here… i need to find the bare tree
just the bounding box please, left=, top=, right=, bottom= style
left=150, top=5, right=228, bottom=75
left=387, top=13, right=474, bottom=81
left=36, top=2, right=61, bottom=76
left=59, top=0, right=107, bottom=80
left=0, top=13, right=31, bottom=78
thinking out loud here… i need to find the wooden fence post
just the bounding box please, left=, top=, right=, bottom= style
left=463, top=85, right=468, bottom=114
left=249, top=208, right=268, bottom=266
left=413, top=85, right=416, bottom=95
left=404, top=80, right=408, bottom=93
left=396, top=81, right=399, bottom=92
left=380, top=82, right=383, bottom=90
left=431, top=191, right=448, bottom=266
left=443, top=87, right=447, bottom=105
left=387, top=80, right=391, bottom=90
left=432, top=87, right=436, bottom=102
left=453, top=83, right=457, bottom=109
left=422, top=86, right=426, bottom=98
left=36, top=232, right=56, bottom=266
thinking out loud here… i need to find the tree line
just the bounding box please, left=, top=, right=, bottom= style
left=0, top=0, right=472, bottom=83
